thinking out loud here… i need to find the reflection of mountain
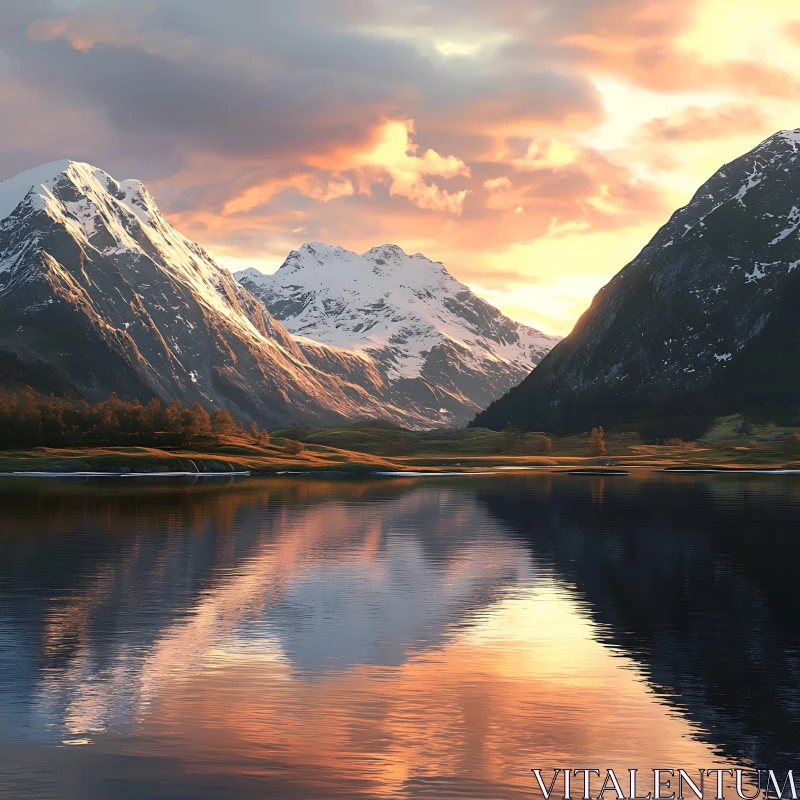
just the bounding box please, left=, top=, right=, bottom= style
left=477, top=473, right=800, bottom=765
left=0, top=477, right=529, bottom=742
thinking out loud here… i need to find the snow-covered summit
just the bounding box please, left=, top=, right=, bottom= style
left=0, top=159, right=251, bottom=327
left=0, top=160, right=152, bottom=226
left=239, top=241, right=558, bottom=363
left=237, top=242, right=560, bottom=425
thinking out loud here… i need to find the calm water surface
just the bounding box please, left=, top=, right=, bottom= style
left=0, top=472, right=798, bottom=799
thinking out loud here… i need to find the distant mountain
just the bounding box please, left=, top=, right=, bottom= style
left=0, top=160, right=430, bottom=428
left=474, top=129, right=800, bottom=438
left=236, top=243, right=560, bottom=427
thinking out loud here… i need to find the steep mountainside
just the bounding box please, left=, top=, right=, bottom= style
left=237, top=243, right=559, bottom=427
left=474, top=129, right=800, bottom=437
left=0, top=161, right=427, bottom=428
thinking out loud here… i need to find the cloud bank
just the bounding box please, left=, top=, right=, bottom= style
left=2, top=0, right=799, bottom=333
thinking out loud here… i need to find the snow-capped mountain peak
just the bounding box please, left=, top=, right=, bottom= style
left=0, top=160, right=256, bottom=331
left=0, top=159, right=559, bottom=429
left=0, top=160, right=449, bottom=428
left=237, top=242, right=560, bottom=425
left=0, top=160, right=152, bottom=228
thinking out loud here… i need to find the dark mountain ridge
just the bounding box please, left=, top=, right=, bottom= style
left=474, top=129, right=800, bottom=437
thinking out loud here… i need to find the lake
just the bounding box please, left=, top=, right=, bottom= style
left=0, top=472, right=798, bottom=799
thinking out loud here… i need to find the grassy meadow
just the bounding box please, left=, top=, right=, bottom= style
left=2, top=414, right=799, bottom=474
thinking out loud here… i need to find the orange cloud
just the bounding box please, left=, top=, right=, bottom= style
left=223, top=175, right=355, bottom=216
left=223, top=120, right=471, bottom=217
left=562, top=0, right=800, bottom=99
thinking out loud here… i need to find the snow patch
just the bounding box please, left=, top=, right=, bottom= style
left=745, top=264, right=767, bottom=282
left=769, top=206, right=800, bottom=244
left=734, top=167, right=764, bottom=205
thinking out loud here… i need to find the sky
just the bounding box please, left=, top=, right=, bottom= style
left=1, top=1, right=800, bottom=335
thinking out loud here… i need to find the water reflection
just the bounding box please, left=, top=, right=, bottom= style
left=0, top=482, right=512, bottom=736
left=0, top=473, right=797, bottom=799
left=477, top=472, right=800, bottom=766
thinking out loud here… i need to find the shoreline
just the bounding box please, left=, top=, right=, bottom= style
left=3, top=466, right=800, bottom=479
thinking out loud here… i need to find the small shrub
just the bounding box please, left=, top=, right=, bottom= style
left=502, top=424, right=526, bottom=454
left=530, top=435, right=552, bottom=455
left=284, top=439, right=304, bottom=456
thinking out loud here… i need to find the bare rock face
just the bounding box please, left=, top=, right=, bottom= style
left=237, top=242, right=559, bottom=427
left=474, top=130, right=800, bottom=437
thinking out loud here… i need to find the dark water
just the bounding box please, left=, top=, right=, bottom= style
left=0, top=472, right=798, bottom=799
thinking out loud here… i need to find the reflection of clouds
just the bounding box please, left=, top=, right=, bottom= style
left=24, top=487, right=529, bottom=741
left=256, top=532, right=529, bottom=671
left=138, top=585, right=727, bottom=800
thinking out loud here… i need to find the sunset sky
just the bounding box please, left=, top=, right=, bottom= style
left=2, top=1, right=800, bottom=334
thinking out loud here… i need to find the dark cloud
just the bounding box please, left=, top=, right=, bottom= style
left=0, top=0, right=601, bottom=174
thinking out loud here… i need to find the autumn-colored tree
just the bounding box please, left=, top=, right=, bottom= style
left=163, top=400, right=184, bottom=435
left=17, top=386, right=42, bottom=444
left=590, top=426, right=606, bottom=456
left=0, top=387, right=255, bottom=449
left=211, top=409, right=238, bottom=442
left=179, top=403, right=212, bottom=444
left=284, top=438, right=304, bottom=456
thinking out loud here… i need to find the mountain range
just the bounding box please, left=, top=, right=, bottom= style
left=474, top=129, right=800, bottom=438
left=0, top=160, right=556, bottom=429
left=5, top=128, right=800, bottom=439
left=236, top=243, right=558, bottom=427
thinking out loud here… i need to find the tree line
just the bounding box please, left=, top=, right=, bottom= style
left=0, top=387, right=271, bottom=449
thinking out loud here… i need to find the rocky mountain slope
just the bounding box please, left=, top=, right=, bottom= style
left=474, top=129, right=800, bottom=438
left=237, top=243, right=559, bottom=427
left=0, top=160, right=431, bottom=428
